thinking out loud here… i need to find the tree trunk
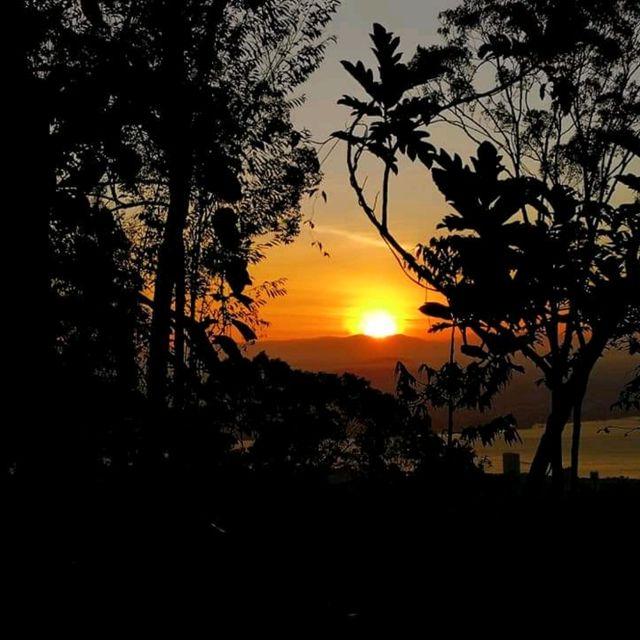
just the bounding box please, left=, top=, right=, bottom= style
left=568, top=363, right=595, bottom=493
left=570, top=390, right=586, bottom=494
left=447, top=327, right=455, bottom=450
left=173, top=231, right=187, bottom=409
left=147, top=7, right=191, bottom=408
left=148, top=157, right=190, bottom=407
left=526, top=387, right=573, bottom=494
left=188, top=213, right=204, bottom=369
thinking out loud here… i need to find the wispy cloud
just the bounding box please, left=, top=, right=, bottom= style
left=317, top=225, right=419, bottom=251
left=316, top=225, right=386, bottom=248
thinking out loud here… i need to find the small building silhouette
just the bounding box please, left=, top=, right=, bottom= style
left=503, top=452, right=521, bottom=476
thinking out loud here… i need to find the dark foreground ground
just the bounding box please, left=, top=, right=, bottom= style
left=6, top=472, right=640, bottom=631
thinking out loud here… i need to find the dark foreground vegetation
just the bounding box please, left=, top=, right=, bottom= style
left=7, top=453, right=640, bottom=628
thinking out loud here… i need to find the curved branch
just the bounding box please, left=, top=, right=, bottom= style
left=345, top=117, right=440, bottom=291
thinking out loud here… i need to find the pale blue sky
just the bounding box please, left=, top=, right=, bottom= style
left=293, top=0, right=468, bottom=238
left=297, top=0, right=458, bottom=141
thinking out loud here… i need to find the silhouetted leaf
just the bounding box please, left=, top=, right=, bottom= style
left=479, top=34, right=513, bottom=60
left=606, top=130, right=640, bottom=157
left=337, top=95, right=382, bottom=117
left=395, top=361, right=418, bottom=403
left=419, top=302, right=453, bottom=320
left=341, top=60, right=378, bottom=98
left=232, top=319, right=257, bottom=342
left=331, top=130, right=364, bottom=144
left=460, top=415, right=520, bottom=446
left=208, top=166, right=243, bottom=202
left=428, top=322, right=454, bottom=333
left=213, top=335, right=243, bottom=360
left=225, top=259, right=252, bottom=295
left=460, top=344, right=487, bottom=360
left=366, top=142, right=398, bottom=172
left=409, top=45, right=466, bottom=85
left=617, top=174, right=640, bottom=193
left=233, top=292, right=254, bottom=308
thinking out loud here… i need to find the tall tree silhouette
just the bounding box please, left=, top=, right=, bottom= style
left=76, top=0, right=338, bottom=407
left=12, top=0, right=339, bottom=443
left=336, top=1, right=639, bottom=492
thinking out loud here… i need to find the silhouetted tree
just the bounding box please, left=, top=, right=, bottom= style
left=199, top=352, right=476, bottom=480
left=395, top=360, right=521, bottom=452
left=18, top=0, right=339, bottom=410
left=439, top=0, right=640, bottom=491
left=82, top=0, right=338, bottom=407
left=336, top=4, right=639, bottom=493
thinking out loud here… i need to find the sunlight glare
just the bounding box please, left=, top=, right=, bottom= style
left=360, top=310, right=398, bottom=338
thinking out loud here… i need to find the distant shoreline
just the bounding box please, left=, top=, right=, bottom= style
left=479, top=418, right=640, bottom=479
left=520, top=417, right=640, bottom=430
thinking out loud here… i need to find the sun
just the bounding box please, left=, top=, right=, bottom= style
left=360, top=310, right=398, bottom=338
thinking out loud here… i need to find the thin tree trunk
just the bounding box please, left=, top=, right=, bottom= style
left=188, top=214, right=205, bottom=372
left=447, top=327, right=455, bottom=450
left=173, top=230, right=187, bottom=408
left=569, top=372, right=591, bottom=493
left=148, top=158, right=190, bottom=407
left=570, top=392, right=585, bottom=493
left=147, top=7, right=191, bottom=408
left=549, top=426, right=564, bottom=494
left=526, top=387, right=572, bottom=494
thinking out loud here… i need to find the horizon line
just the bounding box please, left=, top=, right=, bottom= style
left=249, top=332, right=439, bottom=343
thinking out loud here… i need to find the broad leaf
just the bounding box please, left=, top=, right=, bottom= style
left=460, top=344, right=487, bottom=360
left=341, top=59, right=378, bottom=98
left=419, top=302, right=453, bottom=320
left=232, top=319, right=257, bottom=342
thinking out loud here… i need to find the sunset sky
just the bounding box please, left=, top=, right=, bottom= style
left=252, top=0, right=465, bottom=340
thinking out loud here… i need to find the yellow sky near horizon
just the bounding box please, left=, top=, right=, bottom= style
left=252, top=225, right=436, bottom=340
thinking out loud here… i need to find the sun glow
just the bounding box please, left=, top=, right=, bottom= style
left=360, top=310, right=398, bottom=338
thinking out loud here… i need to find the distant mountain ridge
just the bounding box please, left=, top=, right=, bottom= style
left=247, top=334, right=448, bottom=376
left=246, top=334, right=639, bottom=429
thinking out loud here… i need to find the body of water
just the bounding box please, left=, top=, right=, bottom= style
left=478, top=417, right=640, bottom=478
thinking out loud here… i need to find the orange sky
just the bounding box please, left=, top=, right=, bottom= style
left=252, top=1, right=463, bottom=340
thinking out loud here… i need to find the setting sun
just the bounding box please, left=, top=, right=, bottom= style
left=360, top=311, right=398, bottom=338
